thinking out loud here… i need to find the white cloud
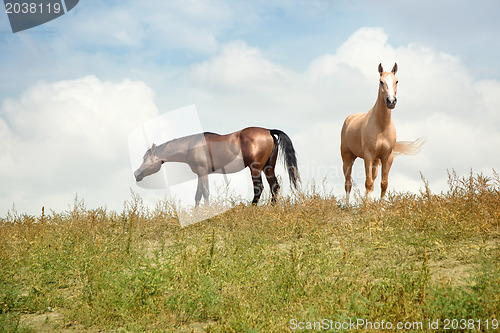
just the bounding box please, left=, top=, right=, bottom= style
left=308, top=27, right=394, bottom=80
left=303, top=28, right=500, bottom=196
left=2, top=27, right=499, bottom=215
left=190, top=40, right=294, bottom=91
left=184, top=27, right=500, bottom=198
left=0, top=76, right=158, bottom=215
left=474, top=79, right=500, bottom=123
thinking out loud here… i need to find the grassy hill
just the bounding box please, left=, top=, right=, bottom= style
left=1, top=171, right=499, bottom=332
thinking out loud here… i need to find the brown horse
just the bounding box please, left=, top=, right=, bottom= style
left=340, top=63, right=422, bottom=204
left=134, top=127, right=300, bottom=206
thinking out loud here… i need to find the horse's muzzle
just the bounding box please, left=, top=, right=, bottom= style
left=134, top=169, right=143, bottom=182
left=386, top=97, right=397, bottom=109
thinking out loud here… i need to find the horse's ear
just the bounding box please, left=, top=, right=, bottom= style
left=378, top=63, right=384, bottom=75
left=391, top=63, right=398, bottom=74
left=151, top=143, right=156, bottom=153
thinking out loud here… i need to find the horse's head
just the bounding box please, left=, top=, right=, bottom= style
left=134, top=144, right=162, bottom=182
left=378, top=63, right=398, bottom=109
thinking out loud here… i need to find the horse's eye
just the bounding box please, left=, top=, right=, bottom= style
left=379, top=81, right=384, bottom=86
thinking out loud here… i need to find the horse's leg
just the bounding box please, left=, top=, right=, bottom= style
left=371, top=159, right=380, bottom=198
left=251, top=169, right=264, bottom=205
left=200, top=174, right=210, bottom=204
left=363, top=156, right=375, bottom=201
left=264, top=164, right=280, bottom=204
left=380, top=153, right=394, bottom=199
left=263, top=148, right=280, bottom=204
left=342, top=152, right=356, bottom=205
left=195, top=176, right=203, bottom=207
left=194, top=174, right=210, bottom=206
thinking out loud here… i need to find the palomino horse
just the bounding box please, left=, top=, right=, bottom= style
left=340, top=63, right=422, bottom=204
left=134, top=127, right=300, bottom=206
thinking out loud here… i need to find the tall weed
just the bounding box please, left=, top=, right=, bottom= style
left=0, top=171, right=498, bottom=332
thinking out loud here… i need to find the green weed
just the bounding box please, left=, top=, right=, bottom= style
left=0, top=170, right=498, bottom=332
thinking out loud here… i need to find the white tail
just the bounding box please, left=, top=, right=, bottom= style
left=394, top=138, right=425, bottom=155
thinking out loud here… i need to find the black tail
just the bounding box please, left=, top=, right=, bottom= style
left=270, top=129, right=300, bottom=190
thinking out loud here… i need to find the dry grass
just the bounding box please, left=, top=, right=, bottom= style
left=1, top=171, right=498, bottom=332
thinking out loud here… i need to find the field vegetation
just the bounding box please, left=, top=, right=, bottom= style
left=1, top=171, right=499, bottom=332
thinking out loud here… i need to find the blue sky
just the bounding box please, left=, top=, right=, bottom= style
left=1, top=0, right=499, bottom=215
